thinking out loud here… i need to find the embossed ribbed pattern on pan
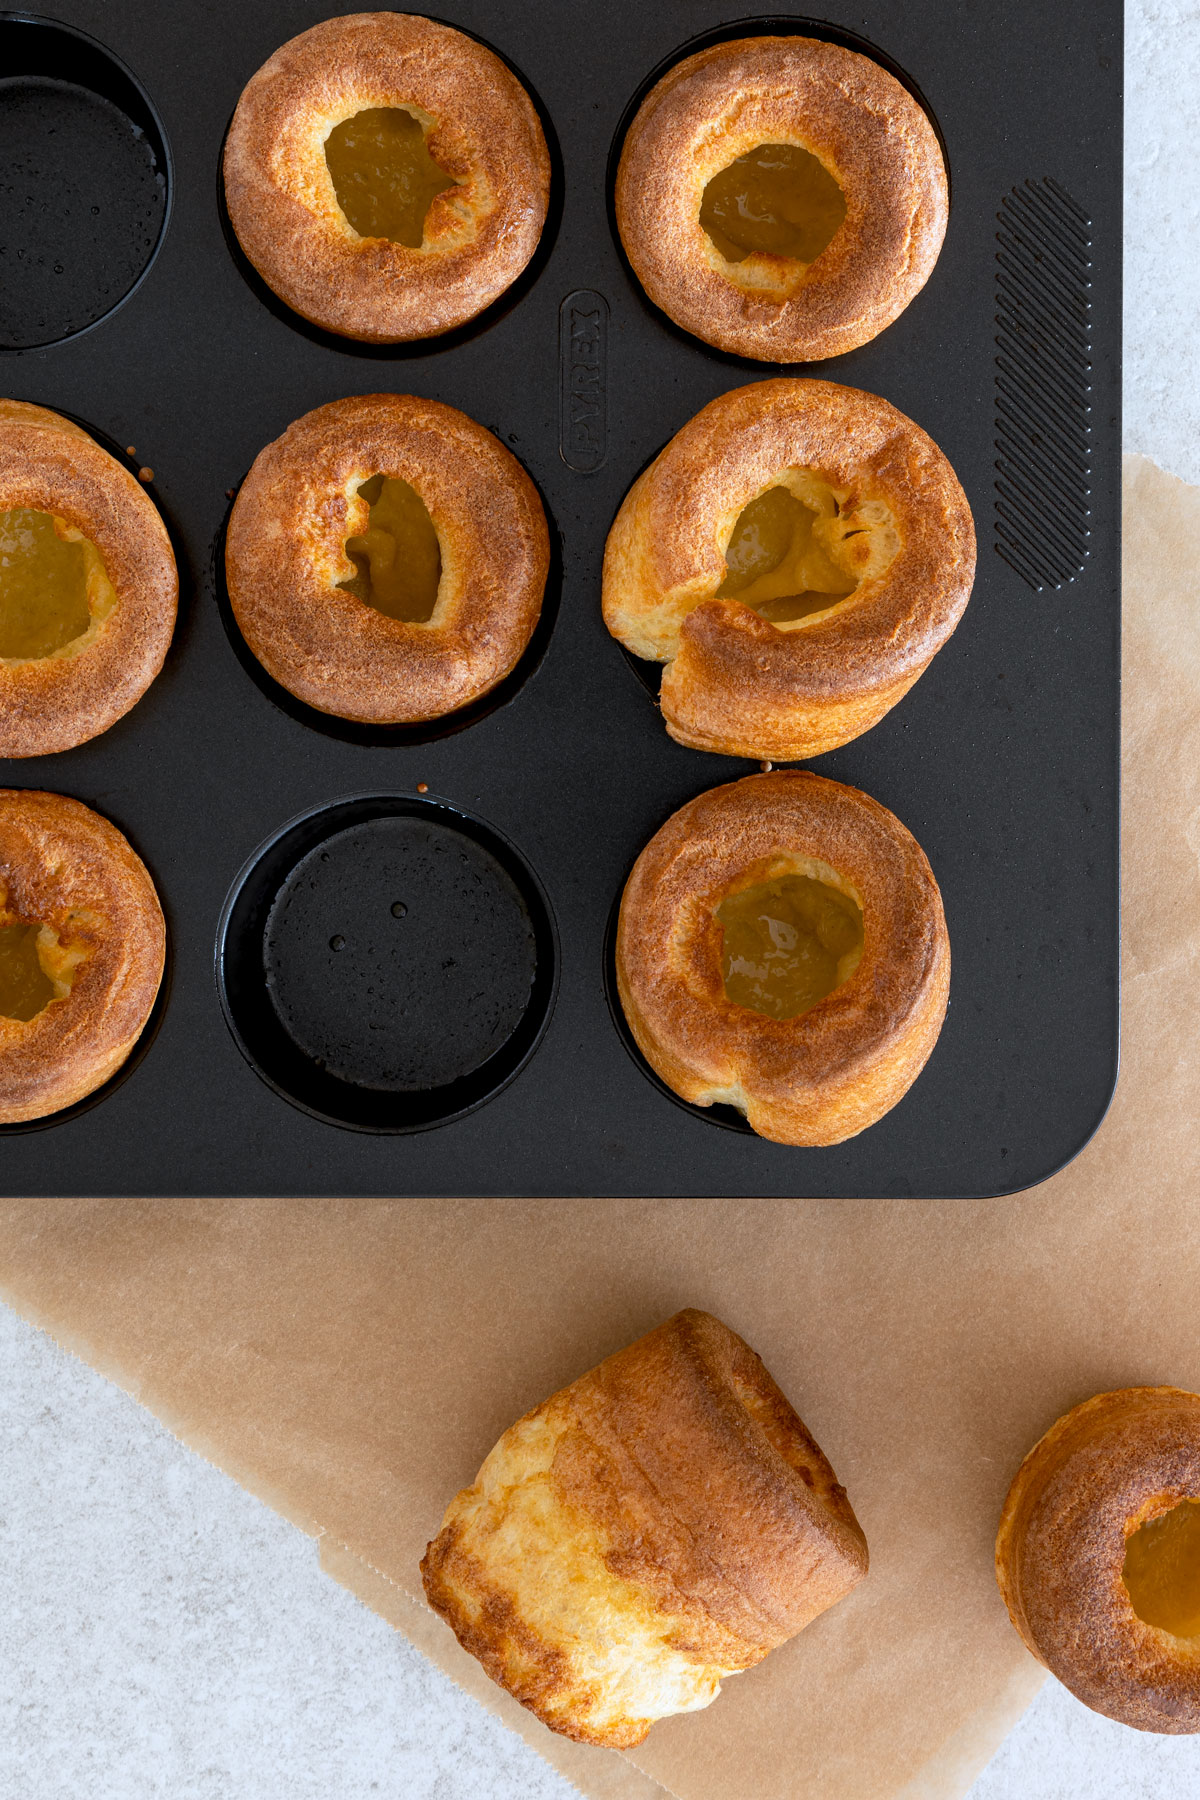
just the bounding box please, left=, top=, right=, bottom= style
left=994, top=178, right=1093, bottom=591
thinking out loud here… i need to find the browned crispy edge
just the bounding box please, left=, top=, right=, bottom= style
left=615, top=36, right=947, bottom=361
left=0, top=788, right=165, bottom=1121
left=226, top=392, right=549, bottom=724
left=615, top=770, right=949, bottom=1146
left=0, top=404, right=177, bottom=757
left=602, top=378, right=975, bottom=762
left=422, top=1309, right=868, bottom=1746
left=995, top=1387, right=1200, bottom=1733
left=223, top=11, right=550, bottom=343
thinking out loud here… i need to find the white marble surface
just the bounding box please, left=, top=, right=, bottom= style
left=4, top=2, right=1200, bottom=1795
left=1124, top=0, right=1200, bottom=487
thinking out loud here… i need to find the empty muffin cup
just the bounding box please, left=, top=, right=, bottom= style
left=217, top=793, right=557, bottom=1132
left=0, top=15, right=169, bottom=350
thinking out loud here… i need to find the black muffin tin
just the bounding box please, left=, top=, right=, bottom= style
left=0, top=0, right=1121, bottom=1197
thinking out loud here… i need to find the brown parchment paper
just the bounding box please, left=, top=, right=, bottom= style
left=1, top=453, right=1198, bottom=1800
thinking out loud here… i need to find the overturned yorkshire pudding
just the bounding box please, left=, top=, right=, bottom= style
left=603, top=379, right=974, bottom=762
left=0, top=789, right=165, bottom=1123
left=615, top=36, right=947, bottom=362
left=0, top=401, right=177, bottom=758
left=422, top=1308, right=868, bottom=1746
left=223, top=13, right=551, bottom=343
left=616, top=770, right=949, bottom=1146
left=996, top=1387, right=1200, bottom=1734
left=226, top=393, right=549, bottom=726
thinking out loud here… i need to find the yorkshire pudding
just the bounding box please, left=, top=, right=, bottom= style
left=0, top=401, right=177, bottom=758
left=615, top=36, right=947, bottom=362
left=616, top=770, right=949, bottom=1145
left=223, top=12, right=551, bottom=343
left=0, top=789, right=165, bottom=1123
left=603, top=379, right=974, bottom=761
left=226, top=393, right=549, bottom=725
left=996, top=1387, right=1200, bottom=1734
left=422, top=1308, right=868, bottom=1746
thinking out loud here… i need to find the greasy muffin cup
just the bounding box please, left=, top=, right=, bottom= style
left=996, top=1387, right=1200, bottom=1734
left=0, top=401, right=177, bottom=758
left=0, top=789, right=165, bottom=1122
left=615, top=35, right=947, bottom=362
left=223, top=12, right=551, bottom=343
left=226, top=393, right=549, bottom=726
left=616, top=770, right=949, bottom=1146
left=603, top=379, right=975, bottom=762
left=422, top=1308, right=867, bottom=1746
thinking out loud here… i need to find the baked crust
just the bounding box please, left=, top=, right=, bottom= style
left=603, top=379, right=975, bottom=761
left=0, top=789, right=165, bottom=1123
left=616, top=36, right=947, bottom=362
left=226, top=393, right=549, bottom=725
left=223, top=12, right=551, bottom=343
left=995, top=1387, right=1200, bottom=1734
left=421, top=1308, right=867, bottom=1746
left=0, top=402, right=177, bottom=758
left=616, top=770, right=949, bottom=1146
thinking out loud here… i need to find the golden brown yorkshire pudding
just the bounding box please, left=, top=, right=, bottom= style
left=0, top=789, right=164, bottom=1123
left=226, top=393, right=549, bottom=726
left=422, top=1308, right=867, bottom=1747
left=615, top=36, right=947, bottom=362
left=223, top=13, right=551, bottom=343
left=603, top=379, right=974, bottom=762
left=616, top=770, right=949, bottom=1146
left=996, top=1387, right=1200, bottom=1735
left=0, top=401, right=177, bottom=759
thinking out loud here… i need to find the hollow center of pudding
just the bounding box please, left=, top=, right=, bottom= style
left=718, top=873, right=863, bottom=1020
left=1123, top=1500, right=1200, bottom=1637
left=700, top=144, right=845, bottom=265
left=0, top=920, right=58, bottom=1021
left=0, top=508, right=95, bottom=658
left=718, top=479, right=860, bottom=622
left=338, top=474, right=442, bottom=623
left=325, top=107, right=457, bottom=247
